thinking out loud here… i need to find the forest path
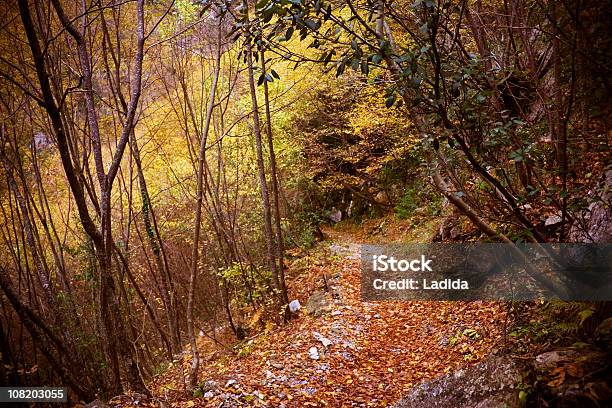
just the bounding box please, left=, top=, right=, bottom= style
left=151, top=224, right=506, bottom=407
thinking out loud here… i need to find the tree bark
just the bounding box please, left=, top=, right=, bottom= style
left=243, top=10, right=283, bottom=306
left=187, top=18, right=223, bottom=390
left=259, top=49, right=289, bottom=307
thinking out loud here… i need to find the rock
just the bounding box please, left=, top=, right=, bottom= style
left=288, top=299, right=301, bottom=313
left=393, top=356, right=524, bottom=408
left=270, top=362, right=284, bottom=369
left=302, top=386, right=317, bottom=396
left=306, top=291, right=331, bottom=316
left=84, top=400, right=110, bottom=408
left=225, top=379, right=237, bottom=388
left=569, top=170, right=612, bottom=243
left=545, top=214, right=563, bottom=226
left=313, top=331, right=333, bottom=347
left=594, top=317, right=612, bottom=348
left=328, top=207, right=342, bottom=223
left=200, top=380, right=218, bottom=392
left=255, top=390, right=265, bottom=400
left=203, top=391, right=214, bottom=399
left=534, top=350, right=578, bottom=372
left=331, top=310, right=342, bottom=316
left=308, top=346, right=320, bottom=360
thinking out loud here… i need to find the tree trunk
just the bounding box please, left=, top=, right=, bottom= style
left=259, top=49, right=290, bottom=308
left=243, top=16, right=283, bottom=305
left=187, top=19, right=223, bottom=390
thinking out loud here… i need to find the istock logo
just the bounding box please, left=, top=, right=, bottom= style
left=372, top=255, right=433, bottom=272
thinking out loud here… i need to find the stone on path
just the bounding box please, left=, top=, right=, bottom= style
left=289, top=299, right=301, bottom=313
left=306, top=290, right=331, bottom=316
left=393, top=356, right=523, bottom=408
left=309, top=346, right=320, bottom=360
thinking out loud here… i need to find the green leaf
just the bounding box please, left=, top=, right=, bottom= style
left=305, top=19, right=320, bottom=30
left=385, top=94, right=396, bottom=108
left=336, top=61, right=345, bottom=77
left=255, top=0, right=269, bottom=9
left=519, top=390, right=527, bottom=407
left=509, top=150, right=524, bottom=163
left=323, top=51, right=334, bottom=65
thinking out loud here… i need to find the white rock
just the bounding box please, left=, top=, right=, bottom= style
left=203, top=391, right=214, bottom=398
left=225, top=379, right=237, bottom=387
left=328, top=208, right=342, bottom=223
left=534, top=350, right=577, bottom=371
left=545, top=215, right=562, bottom=226
left=289, top=299, right=301, bottom=313
left=331, top=310, right=342, bottom=316
left=313, top=331, right=332, bottom=347
left=308, top=346, right=320, bottom=360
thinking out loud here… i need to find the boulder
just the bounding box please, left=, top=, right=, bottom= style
left=569, top=170, right=612, bottom=243
left=200, top=380, right=218, bottom=392
left=393, top=356, right=524, bottom=408
left=534, top=350, right=578, bottom=371
left=306, top=291, right=331, bottom=316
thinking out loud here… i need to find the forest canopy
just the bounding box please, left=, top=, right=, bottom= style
left=0, top=0, right=610, bottom=405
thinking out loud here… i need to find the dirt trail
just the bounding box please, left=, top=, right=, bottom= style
left=151, top=230, right=506, bottom=407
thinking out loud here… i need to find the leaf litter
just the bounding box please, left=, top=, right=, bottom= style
left=149, top=230, right=505, bottom=407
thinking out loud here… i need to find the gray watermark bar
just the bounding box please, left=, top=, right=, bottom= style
left=361, top=243, right=612, bottom=301
left=0, top=387, right=68, bottom=403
